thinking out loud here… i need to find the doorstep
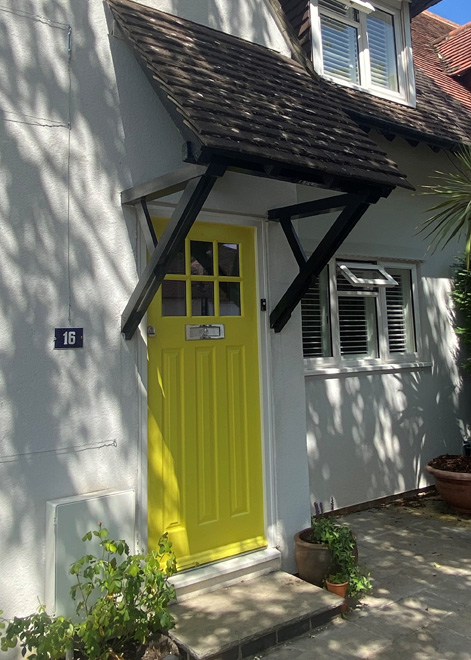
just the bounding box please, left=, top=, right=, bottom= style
left=170, top=547, right=281, bottom=602
left=169, top=571, right=343, bottom=660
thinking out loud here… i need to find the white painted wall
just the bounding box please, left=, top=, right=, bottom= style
left=0, top=0, right=303, bottom=644
left=141, top=0, right=290, bottom=54
left=297, top=137, right=471, bottom=511
left=1, top=0, right=469, bottom=646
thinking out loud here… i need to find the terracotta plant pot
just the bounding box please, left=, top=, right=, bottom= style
left=294, top=528, right=359, bottom=587
left=427, top=463, right=471, bottom=513
left=325, top=579, right=348, bottom=613
left=294, top=528, right=332, bottom=587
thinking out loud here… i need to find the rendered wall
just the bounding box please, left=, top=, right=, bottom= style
left=0, top=0, right=299, bottom=640
left=1, top=0, right=468, bottom=642
left=298, top=137, right=471, bottom=511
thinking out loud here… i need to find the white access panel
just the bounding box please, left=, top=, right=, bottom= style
left=45, top=489, right=135, bottom=617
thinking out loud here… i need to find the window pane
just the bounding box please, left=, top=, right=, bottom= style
left=301, top=269, right=332, bottom=358
left=191, top=241, right=213, bottom=275
left=386, top=269, right=415, bottom=353
left=321, top=15, right=359, bottom=84
left=338, top=295, right=378, bottom=358
left=162, top=280, right=186, bottom=316
left=367, top=10, right=398, bottom=92
left=191, top=281, right=214, bottom=316
left=337, top=267, right=374, bottom=293
left=218, top=243, right=240, bottom=276
left=220, top=282, right=241, bottom=316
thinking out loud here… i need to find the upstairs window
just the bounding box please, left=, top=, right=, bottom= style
left=301, top=259, right=419, bottom=368
left=311, top=0, right=415, bottom=105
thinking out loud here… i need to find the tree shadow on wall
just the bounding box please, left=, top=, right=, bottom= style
left=0, top=0, right=150, bottom=620
left=305, top=270, right=471, bottom=510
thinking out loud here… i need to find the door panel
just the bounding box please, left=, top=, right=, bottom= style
left=148, top=221, right=266, bottom=570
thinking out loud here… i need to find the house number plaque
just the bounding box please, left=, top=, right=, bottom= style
left=54, top=327, right=84, bottom=349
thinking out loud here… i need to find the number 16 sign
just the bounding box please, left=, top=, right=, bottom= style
left=54, top=328, right=84, bottom=349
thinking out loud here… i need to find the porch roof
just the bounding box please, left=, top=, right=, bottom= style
left=410, top=0, right=441, bottom=18
left=106, top=0, right=409, bottom=193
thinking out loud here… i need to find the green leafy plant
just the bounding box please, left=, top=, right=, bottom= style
left=420, top=147, right=471, bottom=269
left=309, top=515, right=372, bottom=599
left=451, top=259, right=471, bottom=371
left=0, top=525, right=176, bottom=660
left=0, top=606, right=74, bottom=660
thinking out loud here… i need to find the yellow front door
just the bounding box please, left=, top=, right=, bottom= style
left=148, top=220, right=266, bottom=570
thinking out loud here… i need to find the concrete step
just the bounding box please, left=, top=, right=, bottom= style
left=169, top=570, right=343, bottom=660
left=170, top=548, right=281, bottom=602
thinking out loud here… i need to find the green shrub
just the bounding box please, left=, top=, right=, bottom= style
left=310, top=516, right=372, bottom=599
left=0, top=525, right=176, bottom=660
left=452, top=259, right=471, bottom=371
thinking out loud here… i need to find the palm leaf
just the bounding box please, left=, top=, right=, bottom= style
left=420, top=147, right=471, bottom=269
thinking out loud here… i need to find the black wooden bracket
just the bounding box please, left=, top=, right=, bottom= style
left=121, top=161, right=227, bottom=339
left=268, top=190, right=381, bottom=333
left=140, top=197, right=158, bottom=249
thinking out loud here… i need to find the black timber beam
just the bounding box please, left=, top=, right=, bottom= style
left=268, top=193, right=359, bottom=221
left=280, top=217, right=306, bottom=268
left=121, top=164, right=208, bottom=205
left=121, top=161, right=226, bottom=339
left=269, top=190, right=380, bottom=333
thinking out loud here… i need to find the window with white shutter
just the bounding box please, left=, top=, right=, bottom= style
left=321, top=15, right=360, bottom=84
left=301, top=259, right=419, bottom=367
left=367, top=9, right=398, bottom=91
left=385, top=268, right=416, bottom=354
left=301, top=268, right=332, bottom=358
left=313, top=0, right=414, bottom=104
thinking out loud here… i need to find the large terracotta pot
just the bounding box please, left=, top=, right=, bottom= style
left=294, top=528, right=359, bottom=587
left=426, top=463, right=471, bottom=513
left=294, top=528, right=332, bottom=587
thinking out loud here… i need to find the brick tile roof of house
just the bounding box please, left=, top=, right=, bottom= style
left=434, top=20, right=471, bottom=78
left=278, top=1, right=471, bottom=150
left=414, top=13, right=471, bottom=112
left=106, top=0, right=409, bottom=191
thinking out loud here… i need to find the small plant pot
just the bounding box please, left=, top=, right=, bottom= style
left=325, top=579, right=348, bottom=613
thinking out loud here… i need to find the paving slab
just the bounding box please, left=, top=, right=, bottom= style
left=247, top=494, right=471, bottom=660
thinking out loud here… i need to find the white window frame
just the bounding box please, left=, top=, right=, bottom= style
left=338, top=261, right=398, bottom=287
left=310, top=0, right=416, bottom=106
left=302, top=258, right=423, bottom=373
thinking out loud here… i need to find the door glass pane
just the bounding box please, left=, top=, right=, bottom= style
left=166, top=241, right=186, bottom=274
left=218, top=243, right=240, bottom=276
left=191, top=281, right=214, bottom=316
left=220, top=282, right=241, bottom=316
left=162, top=280, right=186, bottom=316
left=191, top=241, right=214, bottom=275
